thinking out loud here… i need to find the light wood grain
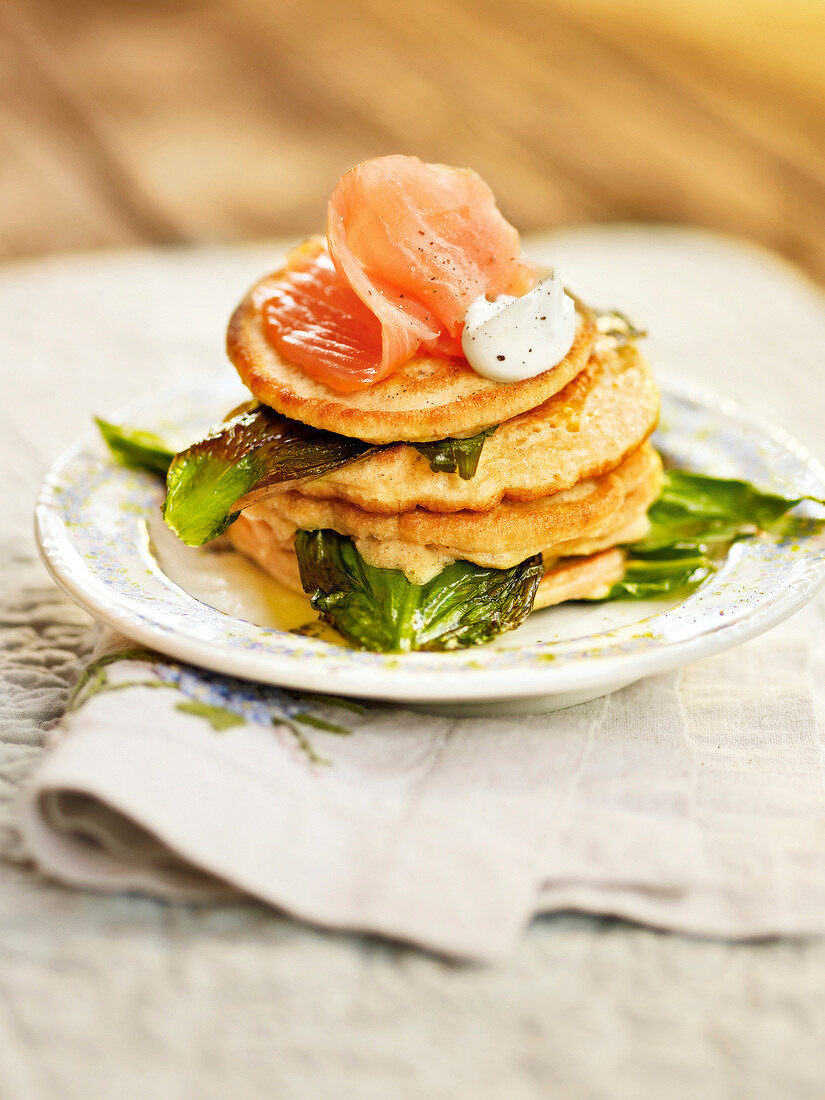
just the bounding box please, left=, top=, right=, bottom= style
left=2, top=0, right=825, bottom=281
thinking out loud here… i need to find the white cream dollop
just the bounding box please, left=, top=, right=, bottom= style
left=460, top=270, right=577, bottom=383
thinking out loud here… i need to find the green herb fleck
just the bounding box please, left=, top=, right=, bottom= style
left=595, top=310, right=647, bottom=343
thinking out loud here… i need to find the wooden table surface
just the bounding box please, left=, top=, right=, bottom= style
left=3, top=0, right=825, bottom=281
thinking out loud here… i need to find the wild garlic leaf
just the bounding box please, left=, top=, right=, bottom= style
left=586, top=471, right=824, bottom=603
left=294, top=528, right=543, bottom=652
left=99, top=402, right=499, bottom=552
left=595, top=310, right=647, bottom=344
left=163, top=403, right=373, bottom=546
left=640, top=470, right=825, bottom=550
left=411, top=426, right=497, bottom=480
left=587, top=546, right=713, bottom=601
left=95, top=418, right=175, bottom=477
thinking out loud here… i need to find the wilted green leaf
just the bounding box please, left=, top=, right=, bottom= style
left=100, top=405, right=498, bottom=550
left=595, top=310, right=647, bottom=343
left=588, top=546, right=712, bottom=601
left=640, top=470, right=824, bottom=550
left=162, top=403, right=373, bottom=545
left=412, top=426, right=497, bottom=479
left=95, top=418, right=175, bottom=477
left=295, top=529, right=543, bottom=652
left=585, top=470, right=824, bottom=603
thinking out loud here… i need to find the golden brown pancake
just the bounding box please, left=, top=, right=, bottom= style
left=533, top=549, right=626, bottom=610
left=226, top=523, right=305, bottom=592
left=229, top=443, right=661, bottom=586
left=227, top=254, right=598, bottom=444
left=290, top=343, right=659, bottom=515
left=235, top=443, right=660, bottom=567
left=229, top=510, right=629, bottom=610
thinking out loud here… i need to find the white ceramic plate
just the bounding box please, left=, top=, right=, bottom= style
left=35, top=376, right=825, bottom=710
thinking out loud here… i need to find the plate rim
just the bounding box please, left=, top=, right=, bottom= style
left=34, top=379, right=825, bottom=704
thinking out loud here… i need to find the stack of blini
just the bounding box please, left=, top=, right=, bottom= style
left=225, top=278, right=662, bottom=612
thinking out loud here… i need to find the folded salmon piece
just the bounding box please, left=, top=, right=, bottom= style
left=262, top=155, right=527, bottom=393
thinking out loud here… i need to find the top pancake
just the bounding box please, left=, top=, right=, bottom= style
left=226, top=251, right=598, bottom=444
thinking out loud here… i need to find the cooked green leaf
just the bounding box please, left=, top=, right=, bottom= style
left=641, top=470, right=825, bottom=550
left=590, top=546, right=713, bottom=601
left=95, top=418, right=175, bottom=477
left=585, top=470, right=825, bottom=603
left=295, top=529, right=543, bottom=652
left=163, top=403, right=373, bottom=546
left=412, top=426, right=497, bottom=479
left=595, top=309, right=647, bottom=343
left=100, top=405, right=497, bottom=548
left=161, top=404, right=499, bottom=545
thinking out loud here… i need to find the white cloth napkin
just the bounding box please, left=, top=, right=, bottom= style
left=18, top=226, right=825, bottom=962
left=19, top=603, right=825, bottom=962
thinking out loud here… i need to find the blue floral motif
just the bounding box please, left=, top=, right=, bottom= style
left=69, top=645, right=359, bottom=763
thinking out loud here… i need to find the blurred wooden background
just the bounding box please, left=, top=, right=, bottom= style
left=3, top=0, right=825, bottom=280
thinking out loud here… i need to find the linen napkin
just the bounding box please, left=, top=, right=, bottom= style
left=19, top=594, right=825, bottom=963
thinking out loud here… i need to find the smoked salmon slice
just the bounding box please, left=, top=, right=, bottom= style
left=261, top=245, right=385, bottom=394
left=260, top=156, right=525, bottom=393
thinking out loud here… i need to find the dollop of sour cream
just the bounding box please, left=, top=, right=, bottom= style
left=460, top=270, right=577, bottom=383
